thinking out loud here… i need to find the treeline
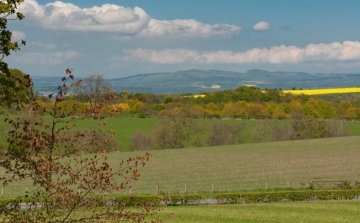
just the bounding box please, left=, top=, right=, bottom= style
left=1, top=82, right=356, bottom=150
left=52, top=86, right=360, bottom=120
left=4, top=85, right=360, bottom=120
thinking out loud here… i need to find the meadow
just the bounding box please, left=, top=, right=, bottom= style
left=30, top=200, right=360, bottom=223
left=41, top=116, right=360, bottom=151
left=156, top=201, right=360, bottom=223
left=1, top=115, right=360, bottom=222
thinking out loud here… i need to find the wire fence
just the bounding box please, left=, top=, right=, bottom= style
left=123, top=181, right=308, bottom=195
left=0, top=180, right=358, bottom=197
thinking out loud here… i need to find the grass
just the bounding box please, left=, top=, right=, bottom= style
left=156, top=201, right=360, bottom=223
left=13, top=200, right=359, bottom=222
left=1, top=114, right=360, bottom=196
left=46, top=117, right=360, bottom=151
left=121, top=136, right=360, bottom=194
left=1, top=115, right=360, bottom=151
left=74, top=114, right=159, bottom=151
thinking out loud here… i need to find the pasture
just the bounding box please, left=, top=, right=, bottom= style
left=1, top=115, right=360, bottom=151
left=156, top=201, right=360, bottom=223
left=22, top=116, right=360, bottom=151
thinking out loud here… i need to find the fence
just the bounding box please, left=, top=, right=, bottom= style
left=0, top=180, right=359, bottom=197
left=123, top=181, right=322, bottom=195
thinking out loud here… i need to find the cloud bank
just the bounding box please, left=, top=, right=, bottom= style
left=19, top=0, right=241, bottom=38
left=121, top=41, right=360, bottom=64
left=16, top=50, right=81, bottom=65
left=12, top=31, right=26, bottom=41
left=139, top=19, right=241, bottom=38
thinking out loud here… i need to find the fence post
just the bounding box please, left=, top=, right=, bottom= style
left=212, top=184, right=214, bottom=192
left=184, top=184, right=187, bottom=193
left=265, top=183, right=268, bottom=190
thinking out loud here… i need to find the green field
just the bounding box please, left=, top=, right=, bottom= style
left=1, top=135, right=359, bottom=196
left=2, top=115, right=360, bottom=152
left=41, top=117, right=360, bottom=151
left=156, top=201, right=360, bottom=223
left=1, top=116, right=360, bottom=222
left=1, top=115, right=360, bottom=195
left=123, top=136, right=360, bottom=194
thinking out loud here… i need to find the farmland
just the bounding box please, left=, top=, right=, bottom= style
left=2, top=87, right=360, bottom=222
left=2, top=114, right=360, bottom=150
left=2, top=115, right=360, bottom=152
left=282, top=87, right=360, bottom=95
left=112, top=135, right=360, bottom=194
left=1, top=135, right=360, bottom=196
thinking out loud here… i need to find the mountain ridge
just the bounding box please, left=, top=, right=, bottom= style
left=32, top=69, right=360, bottom=94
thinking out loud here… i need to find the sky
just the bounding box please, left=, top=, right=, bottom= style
left=6, top=0, right=360, bottom=78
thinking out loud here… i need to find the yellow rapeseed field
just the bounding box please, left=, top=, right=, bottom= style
left=192, top=94, right=206, bottom=98
left=192, top=87, right=360, bottom=98
left=283, top=87, right=360, bottom=95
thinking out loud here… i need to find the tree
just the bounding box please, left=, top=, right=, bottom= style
left=73, top=74, right=113, bottom=111
left=0, top=69, right=162, bottom=222
left=154, top=115, right=205, bottom=149
left=207, top=123, right=244, bottom=146
left=0, top=0, right=30, bottom=109
left=130, top=131, right=154, bottom=151
left=0, top=68, right=32, bottom=109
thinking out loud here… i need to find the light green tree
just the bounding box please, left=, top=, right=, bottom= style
left=0, top=0, right=30, bottom=109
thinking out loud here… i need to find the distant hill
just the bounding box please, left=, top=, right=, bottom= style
left=32, top=69, right=360, bottom=94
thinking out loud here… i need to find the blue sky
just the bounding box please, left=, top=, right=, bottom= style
left=6, top=0, right=360, bottom=78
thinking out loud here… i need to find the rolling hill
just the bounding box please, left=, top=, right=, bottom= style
left=32, top=69, right=360, bottom=94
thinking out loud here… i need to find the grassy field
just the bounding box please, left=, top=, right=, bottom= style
left=123, top=135, right=360, bottom=194
left=42, top=117, right=360, bottom=151
left=21, top=200, right=359, bottom=222
left=2, top=135, right=359, bottom=196
left=2, top=115, right=360, bottom=152
left=156, top=201, right=360, bottom=223
left=1, top=114, right=360, bottom=196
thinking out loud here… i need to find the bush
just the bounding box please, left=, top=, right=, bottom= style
left=292, top=118, right=349, bottom=139
left=153, top=116, right=204, bottom=149
left=113, top=189, right=360, bottom=206
left=130, top=131, right=154, bottom=151
left=250, top=118, right=349, bottom=143
left=207, top=123, right=245, bottom=146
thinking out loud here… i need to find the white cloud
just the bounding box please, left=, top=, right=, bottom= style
left=121, top=48, right=198, bottom=64
left=253, top=21, right=271, bottom=31
left=30, top=42, right=57, bottom=50
left=121, top=41, right=360, bottom=64
left=16, top=50, right=81, bottom=65
left=19, top=0, right=149, bottom=34
left=138, top=19, right=241, bottom=38
left=19, top=0, right=240, bottom=38
left=12, top=31, right=26, bottom=41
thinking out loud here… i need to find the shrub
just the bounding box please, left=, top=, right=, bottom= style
left=154, top=116, right=204, bottom=149
left=207, top=123, right=245, bottom=146
left=130, top=131, right=154, bottom=151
